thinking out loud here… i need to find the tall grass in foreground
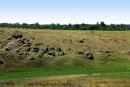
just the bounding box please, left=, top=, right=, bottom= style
left=0, top=76, right=130, bottom=87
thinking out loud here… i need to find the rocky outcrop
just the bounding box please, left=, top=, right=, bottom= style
left=0, top=31, right=66, bottom=61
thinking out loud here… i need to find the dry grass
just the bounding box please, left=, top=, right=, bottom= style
left=1, top=75, right=130, bottom=87
left=1, top=28, right=130, bottom=53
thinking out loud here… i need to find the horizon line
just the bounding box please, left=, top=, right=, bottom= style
left=0, top=22, right=130, bottom=25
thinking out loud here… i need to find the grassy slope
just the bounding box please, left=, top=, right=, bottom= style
left=1, top=60, right=130, bottom=80
left=1, top=28, right=130, bottom=52
left=0, top=28, right=130, bottom=80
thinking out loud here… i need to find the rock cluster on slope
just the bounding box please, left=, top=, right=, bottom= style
left=0, top=31, right=66, bottom=61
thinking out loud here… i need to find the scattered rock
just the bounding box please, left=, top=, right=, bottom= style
left=38, top=54, right=43, bottom=58
left=33, top=47, right=40, bottom=52
left=48, top=47, right=55, bottom=50
left=128, top=51, right=130, bottom=55
left=0, top=40, right=10, bottom=48
left=44, top=47, right=66, bottom=57
left=23, top=47, right=31, bottom=52
left=43, top=47, right=49, bottom=53
left=78, top=49, right=94, bottom=60
left=0, top=41, right=2, bottom=44
left=5, top=47, right=11, bottom=51
left=4, top=33, right=32, bottom=52
left=79, top=40, right=84, bottom=43
left=104, top=50, right=113, bottom=53
left=56, top=47, right=62, bottom=52
left=11, top=31, right=23, bottom=39
left=83, top=50, right=94, bottom=60
left=57, top=51, right=65, bottom=56
left=0, top=56, right=5, bottom=65
left=29, top=57, right=35, bottom=61
left=0, top=31, right=67, bottom=67
left=18, top=47, right=31, bottom=54
left=87, top=53, right=94, bottom=60
left=4, top=42, right=20, bottom=51
left=78, top=39, right=85, bottom=43
left=47, top=52, right=56, bottom=56
left=67, top=48, right=73, bottom=52
left=34, top=43, right=43, bottom=46
left=0, top=60, right=4, bottom=65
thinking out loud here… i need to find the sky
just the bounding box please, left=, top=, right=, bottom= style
left=0, top=0, right=130, bottom=24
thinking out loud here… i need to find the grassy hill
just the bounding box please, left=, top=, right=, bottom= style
left=0, top=28, right=130, bottom=86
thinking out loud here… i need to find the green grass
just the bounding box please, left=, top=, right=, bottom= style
left=1, top=62, right=130, bottom=80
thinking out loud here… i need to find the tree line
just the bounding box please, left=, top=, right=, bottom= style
left=0, top=22, right=130, bottom=30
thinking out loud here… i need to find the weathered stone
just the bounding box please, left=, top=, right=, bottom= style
left=29, top=57, right=35, bottom=61
left=77, top=51, right=84, bottom=54
left=18, top=52, right=24, bottom=55
left=77, top=49, right=94, bottom=60
left=57, top=52, right=65, bottom=56
left=43, top=53, right=53, bottom=58
left=87, top=53, right=94, bottom=60
left=0, top=60, right=4, bottom=65
left=33, top=47, right=40, bottom=52
left=104, top=50, right=113, bottom=53
left=47, top=52, right=56, bottom=56
left=0, top=41, right=2, bottom=44
left=44, top=47, right=49, bottom=53
left=38, top=54, right=43, bottom=58
left=0, top=57, right=4, bottom=65
left=56, top=47, right=62, bottom=52
left=21, top=47, right=31, bottom=52
left=11, top=31, right=23, bottom=39
left=79, top=40, right=84, bottom=43
left=34, top=43, right=43, bottom=46
left=5, top=47, right=11, bottom=51
left=128, top=51, right=130, bottom=55
left=83, top=50, right=91, bottom=56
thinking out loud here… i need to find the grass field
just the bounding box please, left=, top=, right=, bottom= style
left=0, top=28, right=130, bottom=87
left=1, top=58, right=130, bottom=80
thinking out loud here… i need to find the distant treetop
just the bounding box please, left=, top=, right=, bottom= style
left=0, top=22, right=130, bottom=30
